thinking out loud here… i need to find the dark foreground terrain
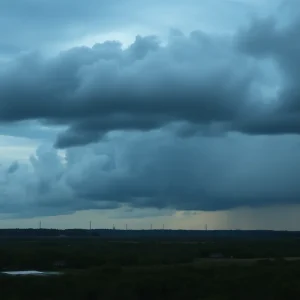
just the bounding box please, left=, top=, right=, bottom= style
left=1, top=230, right=300, bottom=299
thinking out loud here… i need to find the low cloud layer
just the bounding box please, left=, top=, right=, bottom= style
left=2, top=131, right=300, bottom=218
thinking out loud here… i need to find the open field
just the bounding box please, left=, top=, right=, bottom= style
left=1, top=235, right=300, bottom=299
left=193, top=256, right=300, bottom=265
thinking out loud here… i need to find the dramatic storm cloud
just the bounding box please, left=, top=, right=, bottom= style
left=235, top=9, right=300, bottom=135
left=1, top=0, right=300, bottom=221
left=0, top=31, right=261, bottom=148
left=2, top=131, right=300, bottom=218
left=1, top=3, right=300, bottom=148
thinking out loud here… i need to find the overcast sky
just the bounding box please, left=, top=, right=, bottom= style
left=1, top=0, right=300, bottom=230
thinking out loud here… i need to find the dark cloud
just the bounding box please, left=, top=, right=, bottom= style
left=2, top=132, right=300, bottom=217
left=0, top=31, right=263, bottom=147
left=6, top=161, right=19, bottom=174
left=235, top=10, right=300, bottom=135
left=2, top=2, right=297, bottom=147
left=4, top=6, right=300, bottom=147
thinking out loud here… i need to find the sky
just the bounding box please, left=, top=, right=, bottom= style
left=1, top=0, right=300, bottom=230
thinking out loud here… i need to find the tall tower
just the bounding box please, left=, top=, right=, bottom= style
left=89, top=221, right=92, bottom=230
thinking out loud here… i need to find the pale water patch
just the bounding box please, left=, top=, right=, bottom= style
left=2, top=270, right=62, bottom=276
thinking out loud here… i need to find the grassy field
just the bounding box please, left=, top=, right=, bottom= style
left=0, top=237, right=300, bottom=299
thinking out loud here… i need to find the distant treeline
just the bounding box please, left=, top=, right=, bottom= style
left=0, top=229, right=299, bottom=240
